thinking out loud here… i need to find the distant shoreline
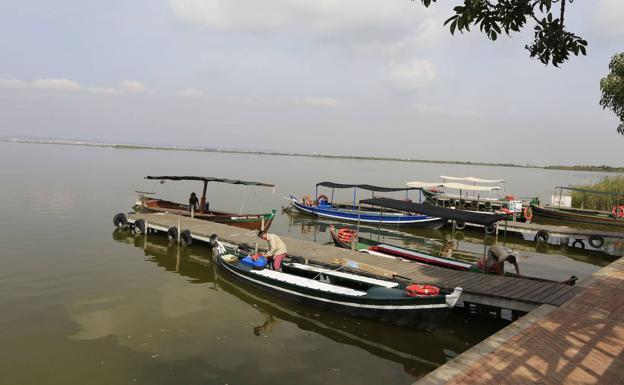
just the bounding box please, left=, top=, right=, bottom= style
left=2, top=137, right=623, bottom=173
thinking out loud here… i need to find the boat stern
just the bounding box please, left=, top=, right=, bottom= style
left=445, top=287, right=463, bottom=308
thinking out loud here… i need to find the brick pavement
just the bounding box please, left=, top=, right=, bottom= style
left=416, top=258, right=624, bottom=385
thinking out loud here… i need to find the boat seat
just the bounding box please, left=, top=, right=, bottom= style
left=250, top=269, right=367, bottom=296
left=284, top=262, right=399, bottom=288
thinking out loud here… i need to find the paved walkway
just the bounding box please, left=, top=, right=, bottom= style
left=415, top=258, right=624, bottom=385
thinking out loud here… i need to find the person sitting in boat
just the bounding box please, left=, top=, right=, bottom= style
left=189, top=192, right=199, bottom=212
left=258, top=230, right=288, bottom=271
left=474, top=245, right=521, bottom=276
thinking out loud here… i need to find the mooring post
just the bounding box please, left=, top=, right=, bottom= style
left=261, top=217, right=265, bottom=231
left=177, top=214, right=181, bottom=244
left=191, top=205, right=194, bottom=219
left=144, top=220, right=148, bottom=250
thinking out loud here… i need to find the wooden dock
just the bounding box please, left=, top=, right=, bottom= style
left=414, top=256, right=624, bottom=385
left=125, top=212, right=582, bottom=314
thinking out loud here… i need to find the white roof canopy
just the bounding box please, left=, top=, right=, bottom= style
left=440, top=176, right=505, bottom=183
left=407, top=181, right=501, bottom=192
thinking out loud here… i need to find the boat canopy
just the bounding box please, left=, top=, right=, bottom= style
left=146, top=176, right=275, bottom=188
left=316, top=181, right=418, bottom=192
left=556, top=186, right=624, bottom=197
left=360, top=197, right=507, bottom=226
left=407, top=181, right=501, bottom=192
left=440, top=176, right=505, bottom=183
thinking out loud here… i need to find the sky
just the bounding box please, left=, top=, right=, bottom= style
left=0, top=0, right=623, bottom=165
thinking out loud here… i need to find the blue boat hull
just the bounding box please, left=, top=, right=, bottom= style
left=290, top=200, right=446, bottom=229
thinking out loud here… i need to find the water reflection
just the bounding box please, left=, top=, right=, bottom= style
left=111, top=229, right=509, bottom=378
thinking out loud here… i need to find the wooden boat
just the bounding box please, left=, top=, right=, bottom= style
left=215, top=248, right=463, bottom=331
left=408, top=176, right=533, bottom=221
left=531, top=186, right=624, bottom=228
left=136, top=176, right=276, bottom=231
left=288, top=182, right=446, bottom=229
left=329, top=226, right=473, bottom=271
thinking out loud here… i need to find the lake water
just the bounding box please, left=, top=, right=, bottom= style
left=0, top=141, right=616, bottom=384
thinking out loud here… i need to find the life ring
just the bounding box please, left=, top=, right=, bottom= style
left=167, top=227, right=178, bottom=243
left=317, top=194, right=329, bottom=205
left=588, top=235, right=604, bottom=249
left=405, top=284, right=440, bottom=297
left=337, top=228, right=357, bottom=242
left=180, top=230, right=193, bottom=246
left=302, top=195, right=313, bottom=206
left=523, top=207, right=533, bottom=222
left=113, top=213, right=128, bottom=228
left=612, top=205, right=624, bottom=219
left=251, top=253, right=264, bottom=260
left=505, top=195, right=516, bottom=201
left=454, top=220, right=466, bottom=230
left=134, top=219, right=146, bottom=234
left=534, top=229, right=550, bottom=242
left=572, top=239, right=585, bottom=249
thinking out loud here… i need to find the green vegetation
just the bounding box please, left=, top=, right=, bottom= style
left=544, top=165, right=624, bottom=173
left=416, top=0, right=586, bottom=66
left=600, top=53, right=624, bottom=135
left=571, top=175, right=624, bottom=211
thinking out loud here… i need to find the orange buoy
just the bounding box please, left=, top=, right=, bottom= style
left=405, top=284, right=440, bottom=296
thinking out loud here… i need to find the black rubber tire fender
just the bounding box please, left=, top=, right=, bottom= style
left=114, top=213, right=128, bottom=228
left=588, top=235, right=604, bottom=249
left=534, top=229, right=550, bottom=243
left=180, top=230, right=193, bottom=246
left=485, top=225, right=495, bottom=235
left=167, top=227, right=178, bottom=243
left=454, top=220, right=466, bottom=230
left=572, top=239, right=585, bottom=249
left=134, top=219, right=146, bottom=234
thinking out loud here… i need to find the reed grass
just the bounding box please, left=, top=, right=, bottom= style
left=571, top=174, right=624, bottom=210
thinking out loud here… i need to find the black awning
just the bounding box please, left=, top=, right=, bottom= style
left=316, top=181, right=417, bottom=193
left=146, top=176, right=275, bottom=188
left=360, top=197, right=507, bottom=226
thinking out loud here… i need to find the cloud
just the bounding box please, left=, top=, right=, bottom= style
left=386, top=59, right=436, bottom=92
left=31, top=78, right=82, bottom=91
left=297, top=97, right=339, bottom=108
left=119, top=80, right=146, bottom=93
left=177, top=88, right=205, bottom=97
left=0, top=78, right=147, bottom=95
left=0, top=79, right=28, bottom=89
left=169, top=0, right=438, bottom=41
left=593, top=0, right=624, bottom=38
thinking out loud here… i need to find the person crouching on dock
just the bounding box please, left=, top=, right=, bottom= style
left=473, top=245, right=521, bottom=276
left=258, top=230, right=288, bottom=271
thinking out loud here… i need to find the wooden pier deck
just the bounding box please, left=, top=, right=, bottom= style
left=414, top=256, right=624, bottom=385
left=126, top=212, right=581, bottom=313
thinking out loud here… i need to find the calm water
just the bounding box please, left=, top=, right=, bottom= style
left=0, top=142, right=616, bottom=384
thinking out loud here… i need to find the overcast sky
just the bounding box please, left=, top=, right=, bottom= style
left=0, top=0, right=623, bottom=165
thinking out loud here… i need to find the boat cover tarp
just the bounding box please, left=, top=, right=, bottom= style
left=556, top=186, right=624, bottom=197
left=407, top=181, right=501, bottom=192
left=440, top=176, right=505, bottom=183
left=360, top=197, right=507, bottom=225
left=146, top=176, right=275, bottom=187
left=316, top=182, right=417, bottom=192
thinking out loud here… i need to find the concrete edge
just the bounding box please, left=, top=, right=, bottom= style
left=413, top=304, right=557, bottom=385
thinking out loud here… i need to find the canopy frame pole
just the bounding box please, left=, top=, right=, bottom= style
left=200, top=180, right=208, bottom=213
left=315, top=185, right=319, bottom=202
left=378, top=207, right=384, bottom=242
left=331, top=188, right=335, bottom=204
left=356, top=204, right=361, bottom=246
left=503, top=217, right=508, bottom=246
left=483, top=226, right=487, bottom=259
left=352, top=188, right=356, bottom=209
left=558, top=187, right=563, bottom=208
